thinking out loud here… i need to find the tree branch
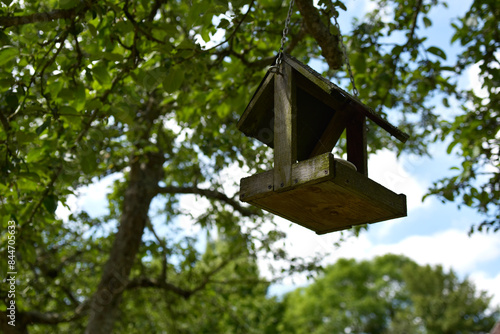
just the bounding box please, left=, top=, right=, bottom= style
left=231, top=23, right=307, bottom=69
left=127, top=251, right=240, bottom=299
left=146, top=219, right=168, bottom=282
left=203, top=0, right=256, bottom=52
left=156, top=185, right=258, bottom=217
left=295, top=0, right=343, bottom=70
left=126, top=277, right=193, bottom=298
left=378, top=0, right=423, bottom=111
left=0, top=5, right=87, bottom=28
left=404, top=0, right=424, bottom=49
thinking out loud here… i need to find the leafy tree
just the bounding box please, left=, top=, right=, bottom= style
left=0, top=0, right=498, bottom=332
left=404, top=263, right=498, bottom=334
left=280, top=254, right=499, bottom=334
left=426, top=0, right=500, bottom=233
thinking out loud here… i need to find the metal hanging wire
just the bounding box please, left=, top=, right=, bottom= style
left=333, top=14, right=359, bottom=97
left=269, top=0, right=358, bottom=98
left=269, top=0, right=295, bottom=72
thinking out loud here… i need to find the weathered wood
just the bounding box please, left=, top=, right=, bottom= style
left=241, top=153, right=334, bottom=202
left=273, top=62, right=297, bottom=191
left=240, top=153, right=406, bottom=234
left=309, top=108, right=349, bottom=158
left=237, top=53, right=409, bottom=162
left=237, top=54, right=408, bottom=234
left=240, top=169, right=274, bottom=202
left=237, top=72, right=275, bottom=146
left=346, top=113, right=368, bottom=176
left=282, top=53, right=409, bottom=143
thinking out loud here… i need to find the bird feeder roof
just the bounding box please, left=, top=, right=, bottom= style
left=237, top=53, right=409, bottom=161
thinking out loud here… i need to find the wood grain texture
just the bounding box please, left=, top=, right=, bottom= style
left=240, top=153, right=407, bottom=234
left=273, top=62, right=297, bottom=191
left=346, top=113, right=368, bottom=176
left=309, top=108, right=349, bottom=158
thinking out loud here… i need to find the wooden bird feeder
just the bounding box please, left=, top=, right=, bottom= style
left=237, top=54, right=409, bottom=234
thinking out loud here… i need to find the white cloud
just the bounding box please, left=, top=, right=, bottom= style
left=468, top=61, right=488, bottom=98
left=467, top=52, right=499, bottom=98
left=369, top=149, right=428, bottom=212
left=56, top=173, right=122, bottom=220
left=470, top=271, right=500, bottom=308
left=369, top=229, right=500, bottom=274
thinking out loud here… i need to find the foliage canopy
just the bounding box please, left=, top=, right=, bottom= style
left=0, top=0, right=498, bottom=332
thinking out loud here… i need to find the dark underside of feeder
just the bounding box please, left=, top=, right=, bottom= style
left=240, top=153, right=407, bottom=234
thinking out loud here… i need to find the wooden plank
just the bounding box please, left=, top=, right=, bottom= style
left=350, top=102, right=409, bottom=143
left=291, top=153, right=333, bottom=187
left=273, top=62, right=297, bottom=191
left=240, top=153, right=332, bottom=202
left=239, top=153, right=406, bottom=234
left=248, top=166, right=406, bottom=234
left=332, top=159, right=407, bottom=215
left=346, top=113, right=368, bottom=176
left=237, top=72, right=274, bottom=139
left=308, top=109, right=349, bottom=158
left=240, top=170, right=273, bottom=202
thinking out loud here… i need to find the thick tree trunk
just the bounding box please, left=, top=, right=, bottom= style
left=0, top=311, right=28, bottom=334
left=85, top=152, right=164, bottom=333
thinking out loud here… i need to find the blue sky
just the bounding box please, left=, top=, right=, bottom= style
left=57, top=0, right=500, bottom=310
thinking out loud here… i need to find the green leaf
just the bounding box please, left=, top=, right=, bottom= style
left=36, top=119, right=51, bottom=135
left=446, top=141, right=458, bottom=154
left=15, top=131, right=37, bottom=144
left=74, top=83, right=86, bottom=111
left=5, top=92, right=18, bottom=109
left=423, top=16, right=432, bottom=28
left=60, top=106, right=81, bottom=128
left=442, top=97, right=450, bottom=108
left=87, top=23, right=97, bottom=37
left=0, top=46, right=18, bottom=66
left=336, top=1, right=347, bottom=11
left=85, top=99, right=103, bottom=111
left=217, top=18, right=230, bottom=29
left=427, top=46, right=447, bottom=60
left=26, top=147, right=46, bottom=163
left=57, top=87, right=75, bottom=100
left=102, top=52, right=123, bottom=62
left=163, top=66, right=185, bottom=93
left=18, top=172, right=40, bottom=183
left=143, top=67, right=168, bottom=91
left=353, top=54, right=367, bottom=74
left=92, top=63, right=112, bottom=88
left=59, top=105, right=78, bottom=115
left=58, top=0, right=75, bottom=9
left=80, top=149, right=98, bottom=174
left=43, top=195, right=58, bottom=215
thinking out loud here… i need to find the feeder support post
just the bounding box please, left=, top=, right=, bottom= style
left=273, top=62, right=297, bottom=191
left=346, top=113, right=368, bottom=176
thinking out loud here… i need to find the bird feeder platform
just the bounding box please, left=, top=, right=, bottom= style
left=240, top=152, right=406, bottom=234
left=237, top=54, right=409, bottom=234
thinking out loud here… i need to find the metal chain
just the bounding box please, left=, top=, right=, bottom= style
left=333, top=14, right=359, bottom=96
left=271, top=0, right=295, bottom=71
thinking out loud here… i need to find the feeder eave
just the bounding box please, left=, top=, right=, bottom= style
left=281, top=53, right=410, bottom=143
